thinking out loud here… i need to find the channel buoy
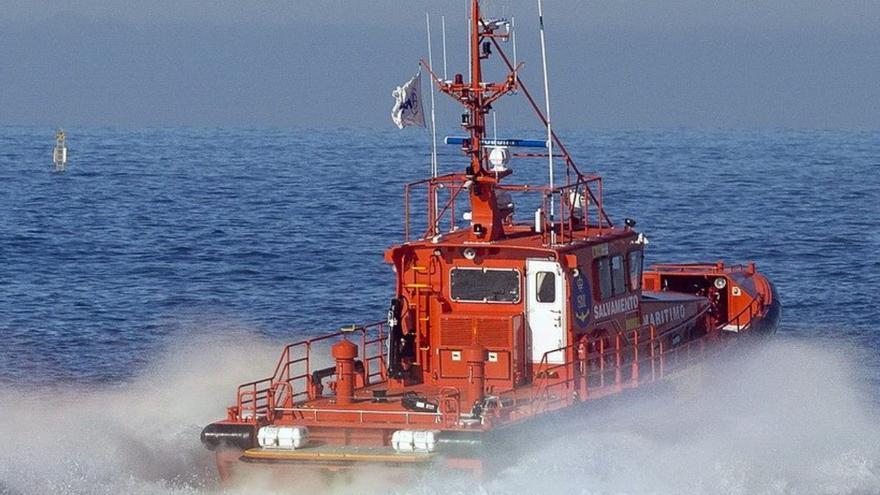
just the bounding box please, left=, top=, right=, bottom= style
left=53, top=129, right=67, bottom=171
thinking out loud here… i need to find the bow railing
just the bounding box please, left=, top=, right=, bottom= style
left=231, top=321, right=387, bottom=423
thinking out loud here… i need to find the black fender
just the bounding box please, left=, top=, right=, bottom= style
left=753, top=280, right=782, bottom=335
left=200, top=422, right=257, bottom=451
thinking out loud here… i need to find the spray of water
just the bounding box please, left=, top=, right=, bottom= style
left=1, top=334, right=877, bottom=495
left=478, top=339, right=880, bottom=495
left=0, top=325, right=281, bottom=495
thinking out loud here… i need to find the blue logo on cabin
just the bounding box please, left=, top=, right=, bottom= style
left=571, top=269, right=591, bottom=329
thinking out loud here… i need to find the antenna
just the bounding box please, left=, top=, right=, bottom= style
left=441, top=15, right=449, bottom=80
left=430, top=0, right=518, bottom=242
left=426, top=13, right=440, bottom=231
left=511, top=16, right=517, bottom=82
left=537, top=0, right=555, bottom=244
left=426, top=13, right=439, bottom=179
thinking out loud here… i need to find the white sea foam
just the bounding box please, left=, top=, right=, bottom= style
left=0, top=325, right=280, bottom=495
left=1, top=335, right=878, bottom=495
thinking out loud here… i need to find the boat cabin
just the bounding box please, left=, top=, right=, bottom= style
left=384, top=198, right=645, bottom=401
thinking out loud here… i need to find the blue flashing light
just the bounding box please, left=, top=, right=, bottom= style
left=444, top=136, right=548, bottom=148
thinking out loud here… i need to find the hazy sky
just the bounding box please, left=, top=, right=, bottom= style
left=1, top=1, right=878, bottom=128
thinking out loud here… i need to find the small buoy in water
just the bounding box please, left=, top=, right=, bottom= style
left=53, top=129, right=67, bottom=171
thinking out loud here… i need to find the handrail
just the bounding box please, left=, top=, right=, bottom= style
left=647, top=261, right=757, bottom=275
left=235, top=294, right=765, bottom=425
left=438, top=386, right=462, bottom=426
left=422, top=179, right=468, bottom=239
left=274, top=385, right=463, bottom=428
left=234, top=321, right=387, bottom=422
left=495, top=303, right=714, bottom=417
left=719, top=291, right=765, bottom=333
left=404, top=173, right=610, bottom=245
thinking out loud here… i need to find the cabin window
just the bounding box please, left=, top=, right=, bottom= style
left=597, top=257, right=613, bottom=300
left=450, top=268, right=520, bottom=303
left=536, top=272, right=556, bottom=303
left=628, top=250, right=643, bottom=290
left=596, top=255, right=628, bottom=300
left=611, top=255, right=626, bottom=296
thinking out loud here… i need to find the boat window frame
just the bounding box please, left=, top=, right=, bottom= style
left=535, top=271, right=556, bottom=303
left=448, top=267, right=522, bottom=304
left=611, top=254, right=627, bottom=296
left=595, top=254, right=630, bottom=300
left=628, top=249, right=643, bottom=291
left=595, top=257, right=613, bottom=300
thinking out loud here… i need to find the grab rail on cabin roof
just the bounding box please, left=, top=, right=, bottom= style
left=403, top=173, right=609, bottom=245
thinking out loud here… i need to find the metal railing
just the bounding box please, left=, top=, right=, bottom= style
left=494, top=304, right=715, bottom=418
left=231, top=295, right=766, bottom=426
left=648, top=261, right=757, bottom=275
left=276, top=386, right=464, bottom=427
left=233, top=321, right=387, bottom=422
left=403, top=173, right=609, bottom=245
left=525, top=322, right=664, bottom=415
left=719, top=291, right=765, bottom=333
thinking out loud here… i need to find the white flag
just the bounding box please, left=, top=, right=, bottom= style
left=391, top=72, right=426, bottom=129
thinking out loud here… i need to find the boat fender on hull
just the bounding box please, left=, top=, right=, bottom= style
left=257, top=425, right=310, bottom=449
left=753, top=281, right=782, bottom=335
left=391, top=430, right=440, bottom=453
left=402, top=393, right=439, bottom=413
left=201, top=423, right=257, bottom=451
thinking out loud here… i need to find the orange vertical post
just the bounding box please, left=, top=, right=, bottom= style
left=614, top=334, right=622, bottom=391
left=659, top=341, right=665, bottom=377
left=577, top=338, right=588, bottom=400
left=332, top=339, right=358, bottom=405
left=631, top=331, right=640, bottom=386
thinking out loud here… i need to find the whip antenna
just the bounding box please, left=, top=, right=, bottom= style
left=512, top=16, right=517, bottom=83
left=426, top=13, right=439, bottom=179
left=537, top=0, right=555, bottom=244
left=441, top=15, right=449, bottom=80
left=426, top=13, right=440, bottom=230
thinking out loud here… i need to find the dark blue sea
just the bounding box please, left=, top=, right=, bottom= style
left=1, top=126, right=879, bottom=494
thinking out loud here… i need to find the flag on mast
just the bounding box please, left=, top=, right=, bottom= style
left=391, top=72, right=426, bottom=129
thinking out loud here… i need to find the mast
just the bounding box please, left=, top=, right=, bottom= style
left=463, top=0, right=496, bottom=241
left=425, top=0, right=517, bottom=241
left=447, top=0, right=516, bottom=242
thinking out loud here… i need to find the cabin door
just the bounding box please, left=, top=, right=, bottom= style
left=526, top=259, right=566, bottom=364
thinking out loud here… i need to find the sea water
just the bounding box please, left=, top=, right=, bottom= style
left=0, top=126, right=878, bottom=494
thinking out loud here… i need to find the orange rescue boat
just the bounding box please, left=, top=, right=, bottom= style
left=201, top=0, right=780, bottom=480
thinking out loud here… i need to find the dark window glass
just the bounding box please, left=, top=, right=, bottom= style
left=597, top=257, right=612, bottom=300
left=536, top=272, right=556, bottom=303
left=450, top=268, right=520, bottom=303
left=628, top=250, right=643, bottom=291
left=611, top=255, right=626, bottom=295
